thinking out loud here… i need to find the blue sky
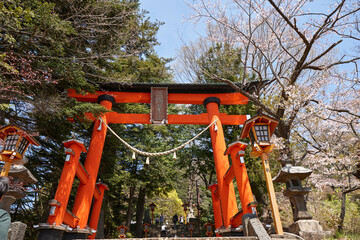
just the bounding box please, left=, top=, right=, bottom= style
left=139, top=1, right=343, bottom=58
left=139, top=0, right=205, bottom=59
left=139, top=0, right=356, bottom=73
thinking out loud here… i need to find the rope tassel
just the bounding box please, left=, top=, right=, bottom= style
left=173, top=151, right=177, bottom=160
left=145, top=157, right=150, bottom=165
left=132, top=151, right=136, bottom=160
left=214, top=123, right=218, bottom=132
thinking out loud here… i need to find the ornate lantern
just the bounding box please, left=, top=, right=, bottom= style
left=188, top=222, right=195, bottom=237
left=0, top=125, right=39, bottom=176
left=239, top=113, right=284, bottom=235
left=148, top=202, right=156, bottom=224
left=149, top=202, right=156, bottom=212
left=118, top=225, right=128, bottom=238
left=204, top=223, right=214, bottom=237
left=182, top=203, right=188, bottom=224
left=182, top=203, right=188, bottom=212
left=239, top=113, right=278, bottom=156
left=143, top=223, right=150, bottom=238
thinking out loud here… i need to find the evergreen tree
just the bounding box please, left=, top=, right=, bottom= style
left=0, top=0, right=172, bottom=238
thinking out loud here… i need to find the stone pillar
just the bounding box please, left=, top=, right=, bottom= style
left=8, top=222, right=27, bottom=240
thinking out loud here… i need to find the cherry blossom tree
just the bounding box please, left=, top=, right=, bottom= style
left=0, top=51, right=54, bottom=99
left=180, top=0, right=360, bottom=231
left=182, top=0, right=359, bottom=163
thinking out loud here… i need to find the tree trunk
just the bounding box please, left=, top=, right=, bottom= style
left=196, top=180, right=201, bottom=233
left=135, top=186, right=146, bottom=237
left=338, top=188, right=346, bottom=233
left=125, top=184, right=136, bottom=229
left=274, top=122, right=292, bottom=166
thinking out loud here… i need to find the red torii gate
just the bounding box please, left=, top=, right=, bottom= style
left=37, top=83, right=258, bottom=239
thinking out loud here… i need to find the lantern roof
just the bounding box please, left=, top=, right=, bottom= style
left=0, top=125, right=40, bottom=146
left=9, top=165, right=38, bottom=184
left=273, top=165, right=313, bottom=183
left=239, top=114, right=279, bottom=140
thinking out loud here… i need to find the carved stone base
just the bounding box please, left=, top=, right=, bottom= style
left=8, top=222, right=27, bottom=240
left=289, top=220, right=331, bottom=240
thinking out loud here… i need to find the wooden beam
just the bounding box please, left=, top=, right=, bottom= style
left=223, top=165, right=235, bottom=185
left=230, top=210, right=244, bottom=227
left=213, top=187, right=220, bottom=201
left=76, top=162, right=89, bottom=184
left=63, top=209, right=79, bottom=228
left=93, top=185, right=101, bottom=200
left=68, top=89, right=249, bottom=105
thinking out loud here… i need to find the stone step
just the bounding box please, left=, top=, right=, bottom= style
left=74, top=238, right=258, bottom=240
left=73, top=237, right=297, bottom=240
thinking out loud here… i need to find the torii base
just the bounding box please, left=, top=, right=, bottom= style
left=37, top=225, right=64, bottom=240
left=36, top=224, right=91, bottom=240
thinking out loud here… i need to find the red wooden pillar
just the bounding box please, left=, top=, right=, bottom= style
left=47, top=139, right=87, bottom=225
left=204, top=97, right=238, bottom=228
left=88, top=182, right=109, bottom=239
left=72, top=95, right=115, bottom=228
left=207, top=184, right=222, bottom=236
left=225, top=142, right=256, bottom=227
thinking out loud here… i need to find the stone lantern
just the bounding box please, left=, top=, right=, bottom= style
left=273, top=164, right=330, bottom=239
left=0, top=165, right=38, bottom=212
left=0, top=165, right=38, bottom=240
left=273, top=165, right=313, bottom=222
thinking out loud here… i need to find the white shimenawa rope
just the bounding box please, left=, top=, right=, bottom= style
left=100, top=117, right=217, bottom=157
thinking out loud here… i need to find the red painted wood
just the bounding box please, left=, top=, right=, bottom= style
left=68, top=89, right=249, bottom=105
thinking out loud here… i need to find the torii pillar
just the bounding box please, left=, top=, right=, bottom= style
left=204, top=97, right=238, bottom=228
left=208, top=183, right=223, bottom=236
left=71, top=95, right=115, bottom=230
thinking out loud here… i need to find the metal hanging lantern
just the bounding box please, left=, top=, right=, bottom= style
left=239, top=112, right=284, bottom=234
left=182, top=203, right=188, bottom=212
left=0, top=125, right=39, bottom=176
left=240, top=113, right=278, bottom=155
left=149, top=202, right=156, bottom=212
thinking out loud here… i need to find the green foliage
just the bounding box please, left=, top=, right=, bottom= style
left=195, top=42, right=256, bottom=83
left=0, top=1, right=275, bottom=239
left=308, top=191, right=360, bottom=236
left=148, top=189, right=184, bottom=223
left=0, top=0, right=173, bottom=239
